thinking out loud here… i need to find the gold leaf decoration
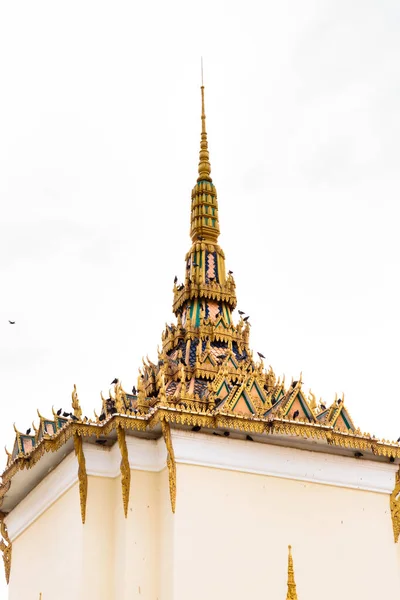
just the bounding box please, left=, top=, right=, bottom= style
left=286, top=545, right=298, bottom=600
left=117, top=426, right=131, bottom=518
left=0, top=519, right=11, bottom=584
left=161, top=420, right=176, bottom=513
left=73, top=434, right=87, bottom=524
left=390, top=468, right=400, bottom=543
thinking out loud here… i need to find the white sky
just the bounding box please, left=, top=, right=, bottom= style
left=0, top=1, right=400, bottom=585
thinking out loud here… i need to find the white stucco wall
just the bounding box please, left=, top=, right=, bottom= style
left=9, top=481, right=83, bottom=600
left=172, top=463, right=400, bottom=600
left=5, top=432, right=400, bottom=599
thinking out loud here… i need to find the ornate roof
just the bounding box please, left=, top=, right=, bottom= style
left=1, top=84, right=400, bottom=523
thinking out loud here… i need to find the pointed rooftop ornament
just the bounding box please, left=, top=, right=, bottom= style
left=190, top=61, right=220, bottom=244
left=286, top=545, right=298, bottom=600
left=198, top=64, right=212, bottom=183
left=71, top=384, right=82, bottom=420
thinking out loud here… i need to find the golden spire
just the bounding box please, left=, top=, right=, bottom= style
left=286, top=545, right=298, bottom=600
left=190, top=71, right=220, bottom=244
left=197, top=83, right=212, bottom=182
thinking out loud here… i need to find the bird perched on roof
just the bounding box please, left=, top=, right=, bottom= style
left=132, top=385, right=137, bottom=395
left=99, top=413, right=106, bottom=421
left=57, top=408, right=62, bottom=416
left=174, top=275, right=178, bottom=284
left=293, top=410, right=299, bottom=419
left=192, top=262, right=199, bottom=267
left=62, top=411, right=70, bottom=418
left=8, top=320, right=15, bottom=325
left=228, top=270, right=233, bottom=275
left=246, top=435, right=253, bottom=441
left=397, top=436, right=400, bottom=443
left=354, top=452, right=363, bottom=458
left=320, top=402, right=326, bottom=411
left=110, top=378, right=119, bottom=385
left=192, top=425, right=201, bottom=432
left=257, top=352, right=266, bottom=359
left=71, top=414, right=79, bottom=421
left=197, top=236, right=205, bottom=241
left=243, top=316, right=250, bottom=322
left=238, top=310, right=245, bottom=316
left=26, top=428, right=31, bottom=435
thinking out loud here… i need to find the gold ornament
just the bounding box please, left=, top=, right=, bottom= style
left=0, top=518, right=11, bottom=584
left=73, top=434, right=87, bottom=524
left=161, top=421, right=176, bottom=513
left=117, top=426, right=131, bottom=518
left=286, top=545, right=298, bottom=600
left=71, top=384, right=82, bottom=420
left=390, top=468, right=400, bottom=543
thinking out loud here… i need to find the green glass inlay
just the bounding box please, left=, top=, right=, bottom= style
left=342, top=411, right=351, bottom=430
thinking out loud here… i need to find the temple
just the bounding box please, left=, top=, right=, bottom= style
left=1, top=85, right=400, bottom=599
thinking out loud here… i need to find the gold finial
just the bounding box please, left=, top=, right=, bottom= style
left=197, top=78, right=212, bottom=183
left=308, top=389, right=317, bottom=410
left=190, top=68, right=221, bottom=244
left=72, top=384, right=82, bottom=420
left=286, top=545, right=298, bottom=600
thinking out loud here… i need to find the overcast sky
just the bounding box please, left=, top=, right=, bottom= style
left=1, top=0, right=400, bottom=577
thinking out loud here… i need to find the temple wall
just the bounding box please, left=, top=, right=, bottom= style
left=5, top=432, right=400, bottom=599
left=83, top=476, right=115, bottom=600
left=113, top=470, right=159, bottom=600
left=8, top=481, right=83, bottom=600
left=173, top=462, right=400, bottom=600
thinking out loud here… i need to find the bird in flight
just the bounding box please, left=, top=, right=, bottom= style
left=110, top=378, right=119, bottom=385
left=8, top=321, right=15, bottom=325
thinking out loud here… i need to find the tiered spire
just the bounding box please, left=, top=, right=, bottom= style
left=190, top=85, right=220, bottom=243
left=197, top=85, right=212, bottom=182
left=286, top=545, right=298, bottom=600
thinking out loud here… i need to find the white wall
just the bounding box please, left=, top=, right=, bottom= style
left=9, top=482, right=83, bottom=600
left=172, top=463, right=400, bottom=600
left=5, top=432, right=400, bottom=599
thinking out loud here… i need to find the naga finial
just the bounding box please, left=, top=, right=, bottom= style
left=114, top=381, right=126, bottom=414
left=71, top=384, right=82, bottom=420
left=308, top=389, right=317, bottom=410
